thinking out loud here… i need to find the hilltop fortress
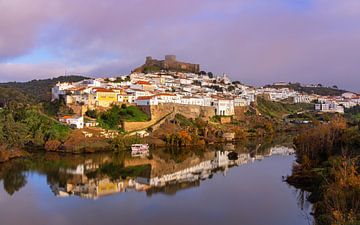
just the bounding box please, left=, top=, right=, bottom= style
left=134, top=55, right=200, bottom=74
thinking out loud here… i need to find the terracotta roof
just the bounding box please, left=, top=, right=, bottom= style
left=137, top=96, right=155, bottom=100
left=156, top=93, right=176, bottom=96
left=68, top=86, right=87, bottom=91
left=61, top=115, right=73, bottom=119
left=92, top=88, right=115, bottom=93
left=136, top=80, right=151, bottom=85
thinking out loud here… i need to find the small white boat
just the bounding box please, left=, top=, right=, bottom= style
left=131, top=144, right=149, bottom=157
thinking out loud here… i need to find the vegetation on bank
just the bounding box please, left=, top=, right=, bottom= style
left=0, top=104, right=70, bottom=149
left=287, top=117, right=360, bottom=225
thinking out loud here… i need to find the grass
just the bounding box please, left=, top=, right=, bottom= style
left=122, top=106, right=150, bottom=122
left=97, top=105, right=150, bottom=130
left=174, top=114, right=195, bottom=126
left=257, top=97, right=313, bottom=120
left=45, top=123, right=70, bottom=142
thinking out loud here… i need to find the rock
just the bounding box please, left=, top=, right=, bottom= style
left=45, top=140, right=62, bottom=151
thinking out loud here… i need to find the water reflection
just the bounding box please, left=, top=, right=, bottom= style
left=0, top=141, right=295, bottom=199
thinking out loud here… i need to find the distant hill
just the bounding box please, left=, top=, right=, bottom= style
left=0, top=75, right=89, bottom=102
left=265, top=83, right=347, bottom=96
left=0, top=87, right=34, bottom=107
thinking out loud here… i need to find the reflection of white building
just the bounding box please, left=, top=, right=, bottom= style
left=147, top=151, right=251, bottom=187
left=270, top=146, right=295, bottom=155
left=51, top=146, right=296, bottom=199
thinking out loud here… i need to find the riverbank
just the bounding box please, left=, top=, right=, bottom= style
left=286, top=117, right=360, bottom=225
left=0, top=146, right=29, bottom=163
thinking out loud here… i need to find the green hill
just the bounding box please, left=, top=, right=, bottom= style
left=256, top=97, right=313, bottom=120
left=265, top=83, right=347, bottom=96
left=0, top=75, right=89, bottom=102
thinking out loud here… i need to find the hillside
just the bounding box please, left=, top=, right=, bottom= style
left=256, top=97, right=313, bottom=120
left=0, top=75, right=89, bottom=102
left=265, top=83, right=347, bottom=96
left=0, top=87, right=34, bottom=107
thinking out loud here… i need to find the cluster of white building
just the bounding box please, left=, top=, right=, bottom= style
left=52, top=72, right=255, bottom=119
left=314, top=92, right=360, bottom=114
left=52, top=72, right=359, bottom=128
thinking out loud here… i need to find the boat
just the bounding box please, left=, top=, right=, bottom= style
left=131, top=144, right=149, bottom=157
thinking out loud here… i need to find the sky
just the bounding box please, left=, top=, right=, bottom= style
left=0, top=0, right=359, bottom=92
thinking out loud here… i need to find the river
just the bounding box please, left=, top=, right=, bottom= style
left=0, top=142, right=313, bottom=225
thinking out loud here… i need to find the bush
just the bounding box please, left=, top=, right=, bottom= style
left=97, top=105, right=150, bottom=130
left=85, top=109, right=97, bottom=119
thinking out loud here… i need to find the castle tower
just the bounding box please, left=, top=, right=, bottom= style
left=165, top=55, right=176, bottom=62
left=146, top=56, right=153, bottom=63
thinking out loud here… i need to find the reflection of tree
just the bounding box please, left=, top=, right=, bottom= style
left=295, top=189, right=313, bottom=225
left=3, top=162, right=27, bottom=196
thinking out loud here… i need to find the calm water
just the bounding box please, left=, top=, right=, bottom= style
left=0, top=142, right=312, bottom=225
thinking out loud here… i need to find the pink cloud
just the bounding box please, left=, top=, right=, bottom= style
left=0, top=0, right=359, bottom=92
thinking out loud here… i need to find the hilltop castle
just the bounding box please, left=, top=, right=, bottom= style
left=133, top=55, right=200, bottom=74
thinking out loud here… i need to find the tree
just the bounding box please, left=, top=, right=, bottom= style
left=227, top=85, right=235, bottom=92
left=207, top=72, right=214, bottom=78
left=85, top=109, right=97, bottom=119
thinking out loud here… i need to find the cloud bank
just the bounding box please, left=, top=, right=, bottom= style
left=0, top=0, right=359, bottom=92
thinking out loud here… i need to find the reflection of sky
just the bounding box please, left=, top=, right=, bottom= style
left=0, top=156, right=311, bottom=225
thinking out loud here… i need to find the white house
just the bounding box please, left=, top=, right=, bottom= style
left=59, top=116, right=84, bottom=129
left=212, top=99, right=235, bottom=116
left=315, top=103, right=344, bottom=114
left=51, top=82, right=74, bottom=101
left=135, top=96, right=159, bottom=106
left=294, top=94, right=311, bottom=103
left=180, top=96, right=205, bottom=106
left=156, top=93, right=179, bottom=104
left=342, top=92, right=357, bottom=99
left=234, top=97, right=249, bottom=107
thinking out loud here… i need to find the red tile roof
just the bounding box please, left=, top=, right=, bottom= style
left=156, top=93, right=176, bottom=96
left=92, top=88, right=115, bottom=93
left=137, top=96, right=155, bottom=100
left=136, top=80, right=151, bottom=85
